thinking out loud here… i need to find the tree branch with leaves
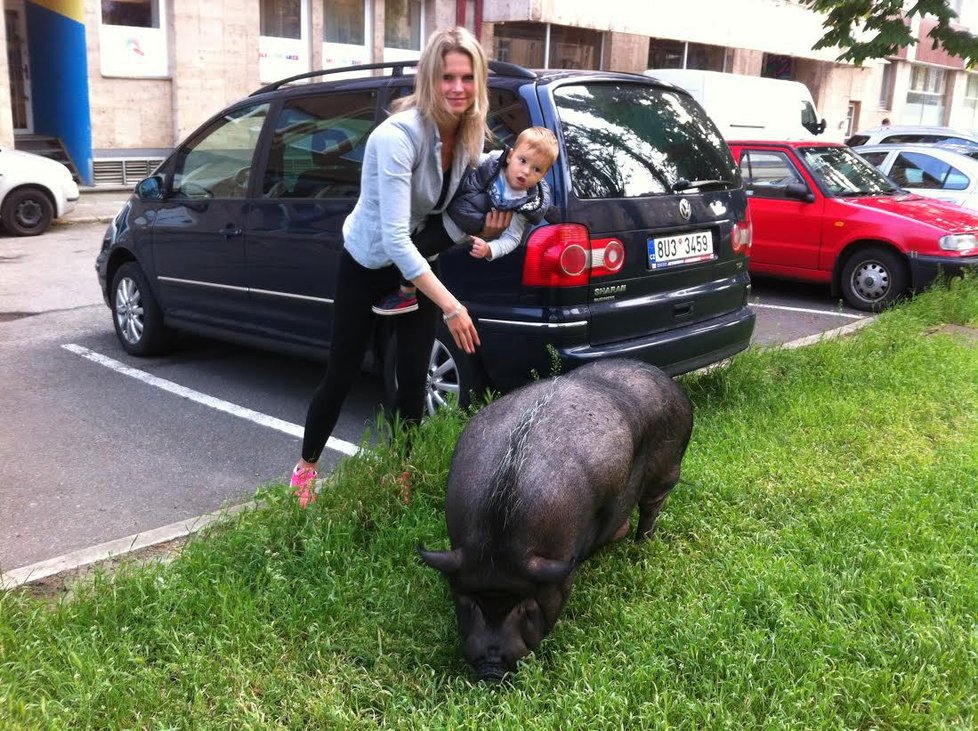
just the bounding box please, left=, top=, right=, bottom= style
left=802, top=0, right=978, bottom=65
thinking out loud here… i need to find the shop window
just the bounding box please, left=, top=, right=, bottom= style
left=385, top=0, right=422, bottom=51
left=548, top=25, right=601, bottom=70
left=762, top=53, right=794, bottom=80
left=324, top=0, right=365, bottom=45
left=647, top=38, right=685, bottom=69
left=647, top=38, right=724, bottom=71
left=261, top=0, right=302, bottom=39
left=101, top=0, right=160, bottom=28
left=260, top=0, right=310, bottom=83
left=99, top=0, right=168, bottom=77
left=323, top=0, right=369, bottom=68
left=493, top=23, right=545, bottom=68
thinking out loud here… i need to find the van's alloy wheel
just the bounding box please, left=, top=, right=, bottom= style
left=110, top=262, right=172, bottom=356
left=384, top=330, right=486, bottom=417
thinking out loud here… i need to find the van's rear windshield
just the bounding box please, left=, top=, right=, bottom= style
left=554, top=82, right=739, bottom=199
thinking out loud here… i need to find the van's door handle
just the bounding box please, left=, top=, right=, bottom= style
left=220, top=224, right=243, bottom=238
left=674, top=302, right=694, bottom=317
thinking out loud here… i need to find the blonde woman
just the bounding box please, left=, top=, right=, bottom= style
left=290, top=27, right=510, bottom=505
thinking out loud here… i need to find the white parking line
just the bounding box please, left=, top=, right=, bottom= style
left=750, top=302, right=866, bottom=320
left=10, top=318, right=874, bottom=592
left=61, top=343, right=360, bottom=457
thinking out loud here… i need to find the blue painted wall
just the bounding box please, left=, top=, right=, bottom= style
left=25, top=1, right=93, bottom=185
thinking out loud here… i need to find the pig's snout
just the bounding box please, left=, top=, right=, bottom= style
left=474, top=656, right=509, bottom=683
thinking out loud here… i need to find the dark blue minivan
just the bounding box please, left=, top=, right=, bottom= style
left=96, top=61, right=755, bottom=412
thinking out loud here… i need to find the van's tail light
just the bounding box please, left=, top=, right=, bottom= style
left=522, top=225, right=626, bottom=287
left=732, top=215, right=752, bottom=256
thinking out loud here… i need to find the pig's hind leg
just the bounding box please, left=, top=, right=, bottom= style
left=634, top=464, right=681, bottom=541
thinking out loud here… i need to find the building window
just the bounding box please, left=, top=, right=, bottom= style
left=647, top=38, right=724, bottom=71
left=492, top=23, right=601, bottom=70
left=99, top=0, right=168, bottom=77
left=762, top=54, right=794, bottom=80
left=962, top=73, right=978, bottom=129
left=324, top=0, right=365, bottom=45
left=385, top=0, right=422, bottom=51
left=905, top=65, right=947, bottom=125
left=879, top=62, right=894, bottom=110
left=101, top=0, right=160, bottom=28
left=261, top=0, right=302, bottom=39
left=548, top=25, right=601, bottom=69
left=260, top=0, right=310, bottom=83
left=493, top=23, right=545, bottom=67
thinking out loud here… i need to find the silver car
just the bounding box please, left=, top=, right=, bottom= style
left=846, top=124, right=978, bottom=149
left=853, top=143, right=978, bottom=211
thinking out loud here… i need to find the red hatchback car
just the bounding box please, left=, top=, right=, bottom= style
left=729, top=140, right=978, bottom=310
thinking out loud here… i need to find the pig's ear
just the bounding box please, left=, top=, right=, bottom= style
left=525, top=556, right=574, bottom=584
left=417, top=545, right=463, bottom=575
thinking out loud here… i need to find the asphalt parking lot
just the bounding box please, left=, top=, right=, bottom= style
left=0, top=209, right=870, bottom=587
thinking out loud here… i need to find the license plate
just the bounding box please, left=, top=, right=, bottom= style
left=648, top=230, right=715, bottom=269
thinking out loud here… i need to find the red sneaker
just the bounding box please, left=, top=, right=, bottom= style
left=372, top=290, right=419, bottom=316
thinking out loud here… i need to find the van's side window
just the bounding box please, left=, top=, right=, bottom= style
left=486, top=89, right=531, bottom=150
left=262, top=91, right=377, bottom=199
left=171, top=102, right=270, bottom=199
left=740, top=150, right=803, bottom=200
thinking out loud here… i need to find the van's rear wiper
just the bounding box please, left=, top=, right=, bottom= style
left=671, top=178, right=733, bottom=192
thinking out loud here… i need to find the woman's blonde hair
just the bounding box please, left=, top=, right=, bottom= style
left=392, top=26, right=489, bottom=163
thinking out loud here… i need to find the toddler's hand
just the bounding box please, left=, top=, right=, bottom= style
left=470, top=237, right=491, bottom=259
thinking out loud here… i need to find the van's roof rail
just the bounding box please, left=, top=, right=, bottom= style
left=251, top=59, right=536, bottom=96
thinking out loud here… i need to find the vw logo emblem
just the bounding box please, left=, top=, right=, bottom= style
left=678, top=198, right=691, bottom=221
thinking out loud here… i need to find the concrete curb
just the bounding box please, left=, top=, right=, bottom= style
left=1, top=501, right=258, bottom=591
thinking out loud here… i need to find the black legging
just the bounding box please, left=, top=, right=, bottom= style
left=300, top=249, right=442, bottom=463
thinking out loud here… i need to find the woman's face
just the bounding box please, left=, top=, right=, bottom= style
left=439, top=50, right=476, bottom=120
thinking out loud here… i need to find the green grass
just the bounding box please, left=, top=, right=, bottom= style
left=3, top=277, right=978, bottom=729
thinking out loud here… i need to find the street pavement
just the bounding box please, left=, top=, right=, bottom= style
left=61, top=186, right=133, bottom=226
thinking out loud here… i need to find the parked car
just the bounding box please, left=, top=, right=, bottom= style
left=845, top=124, right=978, bottom=149
left=854, top=143, right=978, bottom=211
left=0, top=147, right=79, bottom=236
left=729, top=139, right=978, bottom=311
left=96, top=62, right=755, bottom=411
left=643, top=68, right=826, bottom=140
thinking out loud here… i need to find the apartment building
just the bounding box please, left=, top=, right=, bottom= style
left=3, top=0, right=978, bottom=185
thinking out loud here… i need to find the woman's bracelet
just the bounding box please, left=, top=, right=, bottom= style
left=442, top=305, right=464, bottom=323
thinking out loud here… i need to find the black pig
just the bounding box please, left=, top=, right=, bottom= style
left=418, top=358, right=693, bottom=680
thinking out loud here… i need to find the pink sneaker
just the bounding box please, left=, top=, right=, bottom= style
left=290, top=465, right=318, bottom=508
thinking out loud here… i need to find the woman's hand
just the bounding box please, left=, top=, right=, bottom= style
left=409, top=271, right=481, bottom=354
left=443, top=305, right=480, bottom=354
left=479, top=209, right=513, bottom=239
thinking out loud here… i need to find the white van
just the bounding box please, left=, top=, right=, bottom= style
left=644, top=68, right=827, bottom=141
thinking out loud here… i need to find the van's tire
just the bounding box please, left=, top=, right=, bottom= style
left=1, top=186, right=54, bottom=236
left=111, top=262, right=173, bottom=356
left=840, top=247, right=908, bottom=312
left=383, top=329, right=488, bottom=417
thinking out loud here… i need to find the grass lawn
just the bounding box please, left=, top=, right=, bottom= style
left=2, top=277, right=977, bottom=729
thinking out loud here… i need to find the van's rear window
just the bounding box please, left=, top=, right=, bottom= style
left=554, top=83, right=739, bottom=199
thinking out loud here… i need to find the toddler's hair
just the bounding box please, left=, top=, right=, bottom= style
left=514, top=126, right=559, bottom=169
